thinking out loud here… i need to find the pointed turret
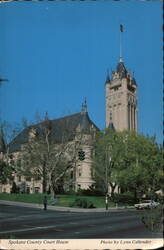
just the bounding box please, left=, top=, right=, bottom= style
left=131, top=72, right=137, bottom=86
left=115, top=57, right=127, bottom=79
left=80, top=99, right=97, bottom=134
left=44, top=111, right=49, bottom=121
left=81, top=98, right=87, bottom=114
left=105, top=68, right=110, bottom=84
left=44, top=111, right=52, bottom=132
left=81, top=98, right=89, bottom=132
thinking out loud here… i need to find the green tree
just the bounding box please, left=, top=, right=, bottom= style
left=93, top=130, right=163, bottom=199
left=14, top=117, right=84, bottom=195
left=93, top=129, right=126, bottom=197
left=0, top=124, right=16, bottom=186
left=0, top=160, right=13, bottom=184
left=117, top=132, right=163, bottom=198
left=11, top=181, right=19, bottom=193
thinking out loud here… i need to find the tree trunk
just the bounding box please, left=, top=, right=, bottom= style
left=53, top=182, right=58, bottom=197
left=42, top=178, right=47, bottom=194
left=109, top=182, right=116, bottom=198
left=42, top=161, right=47, bottom=193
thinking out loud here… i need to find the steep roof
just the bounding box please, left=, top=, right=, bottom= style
left=131, top=77, right=137, bottom=86
left=116, top=61, right=127, bottom=79
left=8, top=112, right=99, bottom=153
left=105, top=69, right=110, bottom=84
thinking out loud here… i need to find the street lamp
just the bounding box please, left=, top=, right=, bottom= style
left=105, top=193, right=109, bottom=210
left=105, top=144, right=112, bottom=210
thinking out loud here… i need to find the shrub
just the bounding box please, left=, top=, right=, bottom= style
left=65, top=190, right=76, bottom=195
left=145, top=191, right=159, bottom=201
left=76, top=188, right=104, bottom=196
left=113, top=192, right=138, bottom=204
left=70, top=198, right=96, bottom=208
left=11, top=182, right=19, bottom=194
left=141, top=205, right=163, bottom=232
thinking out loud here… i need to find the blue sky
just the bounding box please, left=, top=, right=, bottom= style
left=0, top=1, right=163, bottom=144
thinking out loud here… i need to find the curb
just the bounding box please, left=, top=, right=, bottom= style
left=0, top=200, right=135, bottom=213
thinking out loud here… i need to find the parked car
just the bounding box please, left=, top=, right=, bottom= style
left=134, top=200, right=160, bottom=210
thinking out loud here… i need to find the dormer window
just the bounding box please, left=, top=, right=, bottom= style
left=29, top=128, right=36, bottom=139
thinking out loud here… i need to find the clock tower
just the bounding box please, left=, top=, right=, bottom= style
left=105, top=57, right=138, bottom=131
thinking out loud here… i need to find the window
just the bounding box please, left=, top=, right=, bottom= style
left=70, top=171, right=73, bottom=179
left=34, top=176, right=41, bottom=181
left=11, top=176, right=15, bottom=181
left=25, top=176, right=31, bottom=182
left=34, top=187, right=40, bottom=194
left=78, top=169, right=82, bottom=177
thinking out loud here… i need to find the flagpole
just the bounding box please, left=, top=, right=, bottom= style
left=120, top=28, right=122, bottom=60
left=119, top=24, right=123, bottom=62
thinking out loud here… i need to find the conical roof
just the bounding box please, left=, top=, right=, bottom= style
left=132, top=77, right=137, bottom=86
left=105, top=69, right=110, bottom=84
left=115, top=57, right=127, bottom=79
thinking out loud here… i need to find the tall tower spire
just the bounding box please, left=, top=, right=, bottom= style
left=44, top=111, right=49, bottom=121
left=105, top=59, right=137, bottom=131
left=105, top=68, right=110, bottom=84
left=81, top=98, right=87, bottom=114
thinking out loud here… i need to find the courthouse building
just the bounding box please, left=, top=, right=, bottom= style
left=0, top=56, right=138, bottom=193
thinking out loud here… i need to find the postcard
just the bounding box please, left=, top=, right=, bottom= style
left=0, top=0, right=163, bottom=249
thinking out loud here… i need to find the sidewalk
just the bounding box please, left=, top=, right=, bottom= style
left=0, top=200, right=135, bottom=212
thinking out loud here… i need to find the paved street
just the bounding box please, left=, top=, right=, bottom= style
left=0, top=204, right=162, bottom=239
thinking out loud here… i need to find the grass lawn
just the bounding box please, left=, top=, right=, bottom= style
left=57, top=194, right=115, bottom=208
left=0, top=193, right=48, bottom=204
left=0, top=193, right=117, bottom=208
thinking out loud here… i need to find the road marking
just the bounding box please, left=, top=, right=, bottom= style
left=74, top=232, right=80, bottom=234
left=54, top=229, right=64, bottom=232
left=23, top=224, right=33, bottom=228
left=0, top=215, right=44, bottom=222
left=0, top=225, right=58, bottom=234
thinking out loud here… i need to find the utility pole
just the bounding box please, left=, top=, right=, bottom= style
left=105, top=147, right=108, bottom=210
left=105, top=144, right=112, bottom=211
